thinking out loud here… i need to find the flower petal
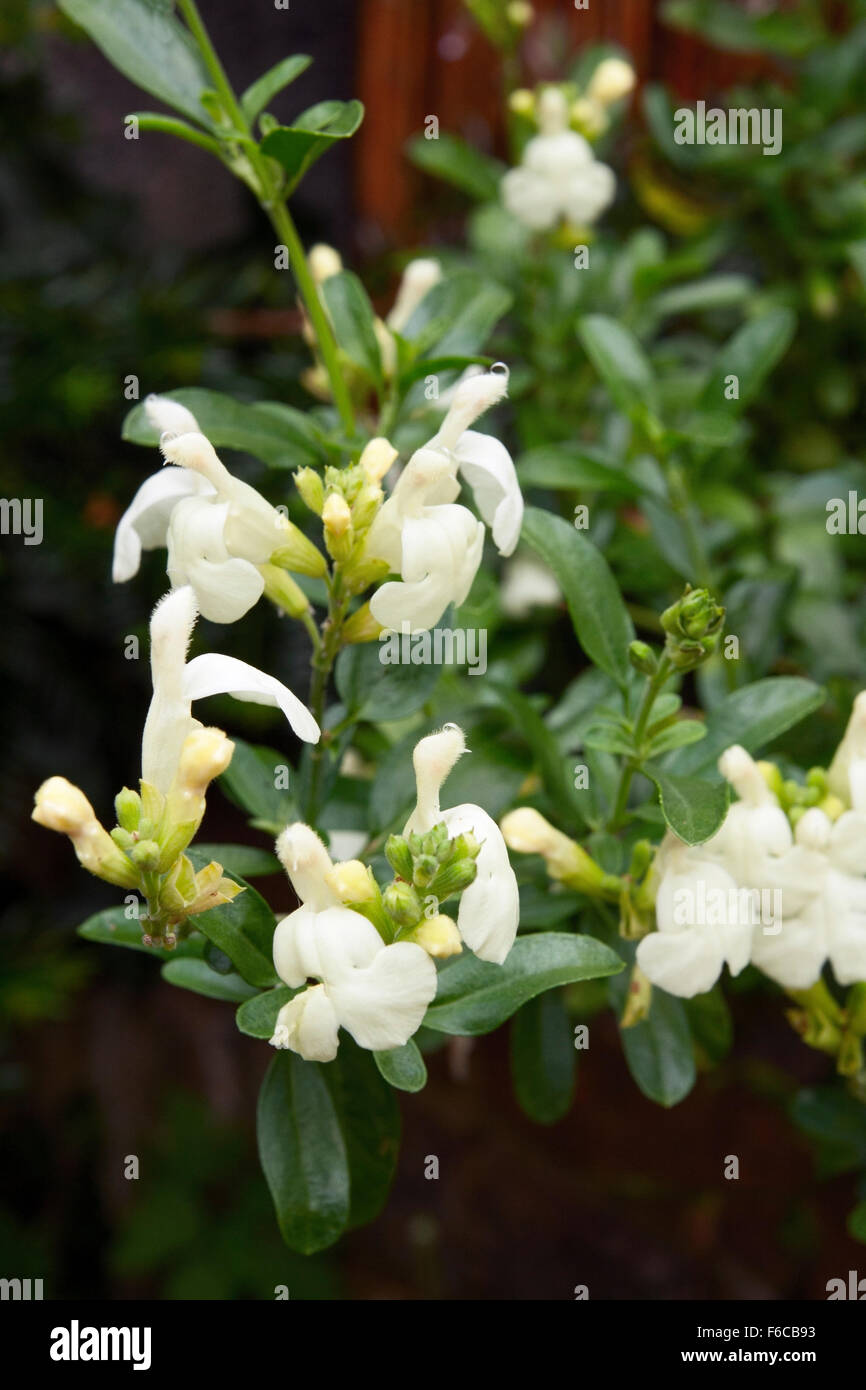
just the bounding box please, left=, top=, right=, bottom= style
left=112, top=467, right=211, bottom=582
left=443, top=804, right=520, bottom=964
left=167, top=496, right=265, bottom=624
left=453, top=430, right=523, bottom=555
left=636, top=925, right=724, bottom=998
left=183, top=653, right=320, bottom=743
left=270, top=986, right=340, bottom=1062
left=327, top=940, right=437, bottom=1052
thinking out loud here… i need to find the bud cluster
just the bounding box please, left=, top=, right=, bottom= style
left=660, top=585, right=725, bottom=671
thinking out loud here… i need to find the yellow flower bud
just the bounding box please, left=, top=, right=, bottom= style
left=33, top=777, right=97, bottom=836
left=359, top=437, right=398, bottom=484
left=411, top=913, right=463, bottom=959
left=341, top=602, right=384, bottom=645
left=509, top=88, right=535, bottom=117
left=176, top=727, right=234, bottom=799
left=500, top=807, right=607, bottom=893
left=323, top=493, right=352, bottom=538
left=586, top=57, right=636, bottom=107
left=308, top=243, right=343, bottom=285
left=326, top=859, right=377, bottom=904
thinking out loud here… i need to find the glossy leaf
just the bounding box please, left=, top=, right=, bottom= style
left=620, top=988, right=696, bottom=1107
left=193, top=877, right=278, bottom=987
left=645, top=764, right=730, bottom=845
left=240, top=54, right=312, bottom=124
left=123, top=387, right=322, bottom=469
left=510, top=990, right=576, bottom=1125
left=374, top=1040, right=428, bottom=1093
left=161, top=956, right=259, bottom=1002
left=260, top=100, right=364, bottom=190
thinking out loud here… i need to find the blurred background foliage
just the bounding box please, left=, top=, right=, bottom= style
left=2, top=0, right=866, bottom=1298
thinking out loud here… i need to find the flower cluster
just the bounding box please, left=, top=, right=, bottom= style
left=269, top=724, right=520, bottom=1061
left=502, top=85, right=619, bottom=231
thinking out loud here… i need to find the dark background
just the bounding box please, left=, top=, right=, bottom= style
left=1, top=0, right=862, bottom=1300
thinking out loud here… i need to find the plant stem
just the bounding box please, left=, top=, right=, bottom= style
left=177, top=0, right=356, bottom=438
left=304, top=575, right=351, bottom=822
left=609, top=656, right=673, bottom=829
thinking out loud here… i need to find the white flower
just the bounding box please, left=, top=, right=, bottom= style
left=142, top=587, right=319, bottom=794
left=585, top=58, right=636, bottom=107
left=386, top=258, right=443, bottom=335
left=366, top=369, right=523, bottom=632
left=270, top=825, right=437, bottom=1061
left=703, top=745, right=796, bottom=891
left=113, top=402, right=306, bottom=624
left=827, top=690, right=866, bottom=804
left=636, top=838, right=751, bottom=998
left=750, top=808, right=866, bottom=990
left=501, top=88, right=616, bottom=231
left=404, top=724, right=520, bottom=964
left=500, top=552, right=561, bottom=617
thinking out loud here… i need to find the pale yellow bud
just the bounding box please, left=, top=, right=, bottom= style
left=323, top=493, right=352, bottom=538
left=500, top=807, right=605, bottom=891
left=308, top=243, right=343, bottom=285
left=359, top=437, right=399, bottom=484
left=506, top=2, right=533, bottom=28
left=326, top=859, right=377, bottom=904
left=33, top=777, right=97, bottom=836
left=411, top=913, right=463, bottom=959
left=586, top=57, right=636, bottom=107
left=176, top=727, right=234, bottom=798
left=509, top=88, right=535, bottom=117
left=571, top=97, right=608, bottom=138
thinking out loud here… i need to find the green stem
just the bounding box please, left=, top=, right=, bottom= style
left=609, top=656, right=673, bottom=830
left=177, top=0, right=356, bottom=438
left=304, top=575, right=351, bottom=823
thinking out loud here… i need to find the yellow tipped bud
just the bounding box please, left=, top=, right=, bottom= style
left=323, top=493, right=352, bottom=538
left=506, top=1, right=534, bottom=27
left=586, top=57, right=636, bottom=107
left=294, top=467, right=325, bottom=516
left=176, top=727, right=234, bottom=798
left=341, top=602, right=384, bottom=645
left=33, top=777, right=97, bottom=836
left=259, top=564, right=311, bottom=619
left=571, top=97, right=608, bottom=138
left=509, top=88, right=535, bottom=116
left=326, top=859, right=377, bottom=904
left=308, top=243, right=343, bottom=285
left=359, top=437, right=398, bottom=484
left=411, top=913, right=463, bottom=959
left=500, top=807, right=607, bottom=893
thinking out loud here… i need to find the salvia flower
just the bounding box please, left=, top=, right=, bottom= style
left=269, top=825, right=437, bottom=1061
left=404, top=724, right=520, bottom=963
left=365, top=369, right=523, bottom=632
left=113, top=396, right=324, bottom=623
left=501, top=87, right=616, bottom=231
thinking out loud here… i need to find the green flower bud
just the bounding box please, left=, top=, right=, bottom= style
left=385, top=834, right=414, bottom=881
left=660, top=586, right=725, bottom=671
left=110, top=826, right=135, bottom=851
left=383, top=880, right=424, bottom=929
left=412, top=854, right=439, bottom=889
left=259, top=563, right=311, bottom=619
left=115, top=787, right=142, bottom=832
left=629, top=640, right=657, bottom=677
left=294, top=468, right=325, bottom=516
left=428, top=857, right=478, bottom=902
left=130, top=838, right=161, bottom=871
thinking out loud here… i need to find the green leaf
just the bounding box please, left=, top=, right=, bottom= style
left=645, top=764, right=730, bottom=845
left=847, top=1202, right=866, bottom=1244
left=161, top=956, right=259, bottom=1002
left=669, top=678, right=825, bottom=776
left=510, top=990, right=576, bottom=1125
left=323, top=1038, right=401, bottom=1227
left=522, top=508, right=634, bottom=687
left=790, top=1085, right=866, bottom=1177
left=218, top=738, right=295, bottom=834
left=260, top=100, right=364, bottom=191
left=258, top=1052, right=350, bottom=1253
left=406, top=131, right=506, bottom=201
left=126, top=112, right=219, bottom=153
left=335, top=629, right=443, bottom=721
left=424, top=932, right=624, bottom=1036
left=684, top=986, right=733, bottom=1064
left=517, top=445, right=641, bottom=497
left=646, top=721, right=707, bottom=756
left=193, top=878, right=278, bottom=987
left=122, top=387, right=322, bottom=469
left=577, top=314, right=657, bottom=417
left=77, top=906, right=203, bottom=958
left=236, top=985, right=296, bottom=1039
left=651, top=274, right=753, bottom=317
left=620, top=988, right=696, bottom=1107
left=699, top=308, right=796, bottom=413
left=321, top=271, right=383, bottom=387
left=487, top=681, right=588, bottom=827
left=374, top=1040, right=428, bottom=1093
left=401, top=271, right=511, bottom=357
left=190, top=843, right=280, bottom=878
left=58, top=0, right=214, bottom=127
left=240, top=54, right=312, bottom=124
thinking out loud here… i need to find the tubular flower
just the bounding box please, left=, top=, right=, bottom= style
left=501, top=87, right=616, bottom=231
left=142, top=586, right=319, bottom=796
left=113, top=397, right=324, bottom=623
left=269, top=825, right=437, bottom=1062
left=405, top=724, right=520, bottom=964
left=366, top=368, right=523, bottom=632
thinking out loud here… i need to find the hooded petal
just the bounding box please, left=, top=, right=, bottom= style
left=167, top=495, right=265, bottom=624
left=561, top=162, right=616, bottom=224
left=141, top=586, right=201, bottom=793
left=636, top=925, right=724, bottom=998
left=270, top=985, right=340, bottom=1062
left=370, top=508, right=484, bottom=633
left=327, top=940, right=437, bottom=1052
left=443, top=804, right=520, bottom=963
left=144, top=393, right=200, bottom=437
left=112, top=467, right=212, bottom=582
left=183, top=652, right=320, bottom=744
left=749, top=902, right=827, bottom=990
left=453, top=430, right=523, bottom=555
left=501, top=166, right=560, bottom=230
